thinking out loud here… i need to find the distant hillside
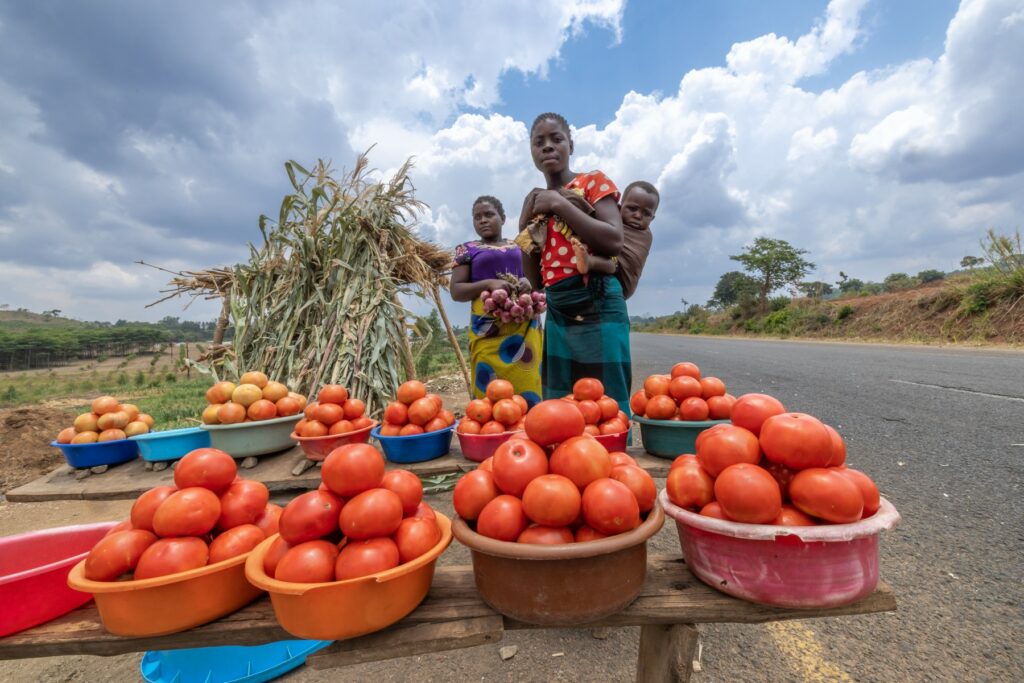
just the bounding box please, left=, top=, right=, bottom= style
left=0, top=309, right=89, bottom=330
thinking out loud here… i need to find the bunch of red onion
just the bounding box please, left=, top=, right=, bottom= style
left=480, top=288, right=546, bottom=323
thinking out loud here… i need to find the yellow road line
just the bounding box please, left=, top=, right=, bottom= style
left=766, top=621, right=853, bottom=682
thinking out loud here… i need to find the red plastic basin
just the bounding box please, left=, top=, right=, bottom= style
left=457, top=430, right=522, bottom=463
left=660, top=490, right=901, bottom=608
left=0, top=521, right=117, bottom=636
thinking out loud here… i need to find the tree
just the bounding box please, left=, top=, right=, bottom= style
left=707, top=271, right=759, bottom=309
left=916, top=269, right=945, bottom=283
left=796, top=281, right=834, bottom=298
left=883, top=273, right=916, bottom=292
left=730, top=238, right=814, bottom=312
left=959, top=255, right=983, bottom=270
left=838, top=277, right=864, bottom=294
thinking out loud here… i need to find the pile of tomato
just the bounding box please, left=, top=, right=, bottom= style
left=456, top=379, right=529, bottom=435
left=667, top=392, right=881, bottom=525
left=262, top=443, right=442, bottom=582
left=83, top=448, right=280, bottom=581
left=379, top=380, right=456, bottom=436
left=630, top=362, right=736, bottom=421
left=202, top=371, right=307, bottom=425
left=294, top=384, right=374, bottom=438
left=560, top=378, right=631, bottom=436
left=453, top=394, right=656, bottom=544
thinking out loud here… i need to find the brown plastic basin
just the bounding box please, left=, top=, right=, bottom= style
left=452, top=503, right=664, bottom=626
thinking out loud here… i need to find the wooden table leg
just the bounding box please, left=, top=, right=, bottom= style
left=636, top=623, right=699, bottom=683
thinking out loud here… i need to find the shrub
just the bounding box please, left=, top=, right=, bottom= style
left=836, top=304, right=855, bottom=320
left=762, top=309, right=792, bottom=335
left=134, top=370, right=146, bottom=387
left=769, top=296, right=790, bottom=312
left=917, top=269, right=945, bottom=283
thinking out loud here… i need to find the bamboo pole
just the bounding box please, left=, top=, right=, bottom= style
left=432, top=284, right=472, bottom=399
left=393, top=294, right=417, bottom=381
left=213, top=295, right=230, bottom=345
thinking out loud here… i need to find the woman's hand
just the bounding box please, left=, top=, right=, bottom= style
left=484, top=278, right=514, bottom=293
left=531, top=190, right=565, bottom=215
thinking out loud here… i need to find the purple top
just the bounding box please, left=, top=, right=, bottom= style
left=453, top=240, right=524, bottom=283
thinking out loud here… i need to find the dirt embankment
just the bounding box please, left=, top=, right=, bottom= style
left=0, top=407, right=73, bottom=494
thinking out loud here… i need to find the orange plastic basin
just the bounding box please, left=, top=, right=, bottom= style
left=245, top=513, right=452, bottom=640
left=66, top=551, right=263, bottom=637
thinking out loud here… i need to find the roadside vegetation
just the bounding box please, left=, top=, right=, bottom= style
left=634, top=229, right=1024, bottom=345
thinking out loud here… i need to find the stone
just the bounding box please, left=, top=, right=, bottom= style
left=240, top=456, right=259, bottom=469
left=89, top=465, right=109, bottom=474
left=499, top=645, right=518, bottom=661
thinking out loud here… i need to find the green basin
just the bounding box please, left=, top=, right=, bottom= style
left=200, top=414, right=302, bottom=458
left=635, top=416, right=730, bottom=458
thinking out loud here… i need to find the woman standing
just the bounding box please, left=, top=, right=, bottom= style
left=450, top=196, right=543, bottom=407
left=520, top=112, right=631, bottom=414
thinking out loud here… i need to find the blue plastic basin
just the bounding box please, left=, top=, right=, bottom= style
left=140, top=639, right=332, bottom=683
left=371, top=424, right=454, bottom=463
left=50, top=439, right=138, bottom=469
left=130, top=427, right=212, bottom=462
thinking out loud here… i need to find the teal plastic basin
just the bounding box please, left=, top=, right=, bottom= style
left=131, top=427, right=212, bottom=462
left=200, top=415, right=301, bottom=458
left=635, top=417, right=730, bottom=458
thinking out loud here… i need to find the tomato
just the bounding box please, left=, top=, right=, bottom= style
left=643, top=375, right=670, bottom=398
left=609, top=465, right=657, bottom=513
left=457, top=418, right=482, bottom=434
left=218, top=480, right=270, bottom=529
left=706, top=394, right=735, bottom=420
left=834, top=468, right=880, bottom=517
left=351, top=416, right=375, bottom=431
left=399, top=424, right=425, bottom=436
left=134, top=537, right=209, bottom=580
left=699, top=377, right=726, bottom=398
left=103, top=520, right=134, bottom=538
left=670, top=453, right=698, bottom=469
left=572, top=378, right=605, bottom=402
left=275, top=540, right=339, bottom=583
left=321, top=443, right=385, bottom=497
left=84, top=529, right=158, bottom=581
left=342, top=399, right=365, bottom=420
left=486, top=379, right=515, bottom=402
left=644, top=395, right=677, bottom=420
left=465, top=399, right=491, bottom=423
left=303, top=401, right=319, bottom=420
left=130, top=486, right=177, bottom=532
left=678, top=397, right=709, bottom=421
left=393, top=517, right=442, bottom=563
left=521, top=474, right=581, bottom=527
left=583, top=424, right=601, bottom=436
left=666, top=462, right=714, bottom=510
left=279, top=490, right=343, bottom=544
left=574, top=525, right=609, bottom=542
left=629, top=391, right=648, bottom=416
left=318, top=384, right=349, bottom=405
left=489, top=398, right=520, bottom=426
left=582, top=478, right=640, bottom=535
left=524, top=400, right=586, bottom=446
left=411, top=502, right=437, bottom=520
left=380, top=469, right=423, bottom=516
left=760, top=413, right=833, bottom=470
left=301, top=420, right=328, bottom=437
left=599, top=419, right=628, bottom=435
left=789, top=468, right=863, bottom=523
left=549, top=436, right=612, bottom=491
left=263, top=536, right=291, bottom=576
left=824, top=424, right=847, bottom=467
left=669, top=376, right=702, bottom=402
left=314, top=402, right=344, bottom=425
left=772, top=505, right=817, bottom=526
left=406, top=397, right=437, bottom=426
left=396, top=380, right=427, bottom=405
left=596, top=397, right=619, bottom=422
left=254, top=503, right=283, bottom=538
left=340, top=488, right=404, bottom=539
left=730, top=393, right=786, bottom=436
left=491, top=438, right=548, bottom=497
left=453, top=470, right=500, bottom=521
left=479, top=420, right=505, bottom=435
left=696, top=424, right=760, bottom=477
left=209, top=524, right=265, bottom=563
left=475, top=495, right=529, bottom=542
left=329, top=419, right=355, bottom=435
left=335, top=538, right=400, bottom=580
left=670, top=362, right=701, bottom=379
left=174, top=448, right=237, bottom=494
left=576, top=400, right=602, bottom=425
left=517, top=525, right=574, bottom=545
left=478, top=457, right=494, bottom=473
left=609, top=451, right=638, bottom=468
left=699, top=501, right=730, bottom=520
left=152, top=487, right=221, bottom=537
left=762, top=461, right=797, bottom=501
left=695, top=423, right=730, bottom=451
left=713, top=464, right=781, bottom=524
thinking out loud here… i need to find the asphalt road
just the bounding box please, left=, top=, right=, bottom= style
left=1, top=334, right=1020, bottom=682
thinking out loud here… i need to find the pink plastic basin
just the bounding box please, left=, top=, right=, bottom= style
left=457, top=430, right=522, bottom=463
left=0, top=521, right=117, bottom=636
left=659, top=489, right=900, bottom=608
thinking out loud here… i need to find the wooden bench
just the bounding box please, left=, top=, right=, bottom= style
left=0, top=556, right=896, bottom=681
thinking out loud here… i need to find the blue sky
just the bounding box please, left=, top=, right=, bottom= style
left=0, top=0, right=1021, bottom=323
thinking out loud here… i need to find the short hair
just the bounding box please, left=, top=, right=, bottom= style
left=623, top=181, right=660, bottom=205
left=530, top=112, right=572, bottom=140
left=473, top=195, right=505, bottom=220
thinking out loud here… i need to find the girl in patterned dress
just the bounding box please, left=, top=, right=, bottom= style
left=449, top=196, right=543, bottom=407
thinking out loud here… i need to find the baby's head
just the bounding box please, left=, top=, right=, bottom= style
left=472, top=195, right=505, bottom=240
left=530, top=112, right=573, bottom=174
left=620, top=182, right=659, bottom=231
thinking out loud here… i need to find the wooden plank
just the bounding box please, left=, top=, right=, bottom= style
left=306, top=616, right=504, bottom=669
left=635, top=623, right=698, bottom=683
left=0, top=557, right=896, bottom=660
